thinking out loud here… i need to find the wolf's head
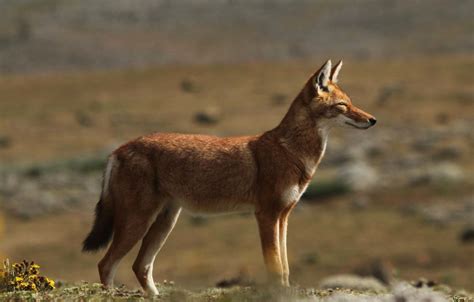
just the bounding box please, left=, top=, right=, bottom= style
left=307, top=60, right=376, bottom=130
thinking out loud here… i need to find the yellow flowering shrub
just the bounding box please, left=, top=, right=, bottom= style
left=0, top=259, right=55, bottom=292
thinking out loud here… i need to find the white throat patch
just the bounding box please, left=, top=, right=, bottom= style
left=317, top=123, right=329, bottom=161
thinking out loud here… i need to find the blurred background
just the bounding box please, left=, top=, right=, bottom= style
left=0, top=0, right=473, bottom=292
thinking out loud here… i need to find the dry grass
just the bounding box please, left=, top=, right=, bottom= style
left=2, top=198, right=474, bottom=291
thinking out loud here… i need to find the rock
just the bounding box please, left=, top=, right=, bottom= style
left=433, top=146, right=463, bottom=160
left=337, top=160, right=378, bottom=191
left=434, top=113, right=450, bottom=124
left=0, top=173, right=19, bottom=195
left=300, top=251, right=319, bottom=265
left=417, top=205, right=451, bottom=225
left=180, top=79, right=197, bottom=93
left=365, top=144, right=384, bottom=158
left=0, top=135, right=11, bottom=148
left=319, top=274, right=386, bottom=291
left=194, top=107, right=221, bottom=125
left=405, top=197, right=474, bottom=226
left=392, top=282, right=448, bottom=302
left=412, top=278, right=437, bottom=288
left=75, top=111, right=94, bottom=127
left=354, top=259, right=393, bottom=284
left=460, top=226, right=474, bottom=244
left=270, top=93, right=288, bottom=105
left=428, top=163, right=464, bottom=183
left=409, top=163, right=464, bottom=186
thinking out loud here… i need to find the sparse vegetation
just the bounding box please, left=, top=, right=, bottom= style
left=303, top=178, right=351, bottom=200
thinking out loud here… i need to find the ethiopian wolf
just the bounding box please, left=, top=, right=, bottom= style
left=83, top=60, right=377, bottom=295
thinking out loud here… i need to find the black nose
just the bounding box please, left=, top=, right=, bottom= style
left=369, top=118, right=377, bottom=126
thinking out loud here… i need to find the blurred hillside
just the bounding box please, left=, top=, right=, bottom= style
left=0, top=0, right=472, bottom=73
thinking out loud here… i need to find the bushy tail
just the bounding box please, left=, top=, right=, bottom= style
left=82, top=198, right=114, bottom=252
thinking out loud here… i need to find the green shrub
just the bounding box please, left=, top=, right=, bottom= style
left=303, top=178, right=351, bottom=200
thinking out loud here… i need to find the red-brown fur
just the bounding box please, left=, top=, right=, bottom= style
left=82, top=60, right=376, bottom=295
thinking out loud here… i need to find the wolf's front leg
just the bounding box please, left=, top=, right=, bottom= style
left=256, top=210, right=284, bottom=285
left=279, top=203, right=296, bottom=287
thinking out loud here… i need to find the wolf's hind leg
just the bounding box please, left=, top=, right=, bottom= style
left=133, top=202, right=182, bottom=295
left=98, top=207, right=157, bottom=287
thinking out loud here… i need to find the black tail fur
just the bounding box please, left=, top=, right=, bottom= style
left=82, top=198, right=114, bottom=252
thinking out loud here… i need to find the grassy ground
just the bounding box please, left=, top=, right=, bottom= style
left=0, top=282, right=472, bottom=302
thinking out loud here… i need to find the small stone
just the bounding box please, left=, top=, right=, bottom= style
left=409, top=163, right=464, bottom=186
left=194, top=107, right=221, bottom=125
left=301, top=251, right=319, bottom=265
left=75, top=111, right=94, bottom=127
left=433, top=146, right=463, bottom=160
left=460, top=226, right=474, bottom=243
left=270, top=93, right=288, bottom=105
left=180, top=79, right=197, bottom=93
left=337, top=160, right=378, bottom=192
left=0, top=136, right=11, bottom=148
left=354, top=259, right=393, bottom=284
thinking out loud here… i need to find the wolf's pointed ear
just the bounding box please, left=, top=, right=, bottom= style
left=313, top=60, right=332, bottom=94
left=330, top=60, right=343, bottom=83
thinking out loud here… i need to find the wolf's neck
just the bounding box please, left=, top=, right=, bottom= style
left=270, top=90, right=329, bottom=166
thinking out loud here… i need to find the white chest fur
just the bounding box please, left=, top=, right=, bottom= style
left=318, top=127, right=329, bottom=161
left=281, top=182, right=311, bottom=205
left=281, top=129, right=328, bottom=205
